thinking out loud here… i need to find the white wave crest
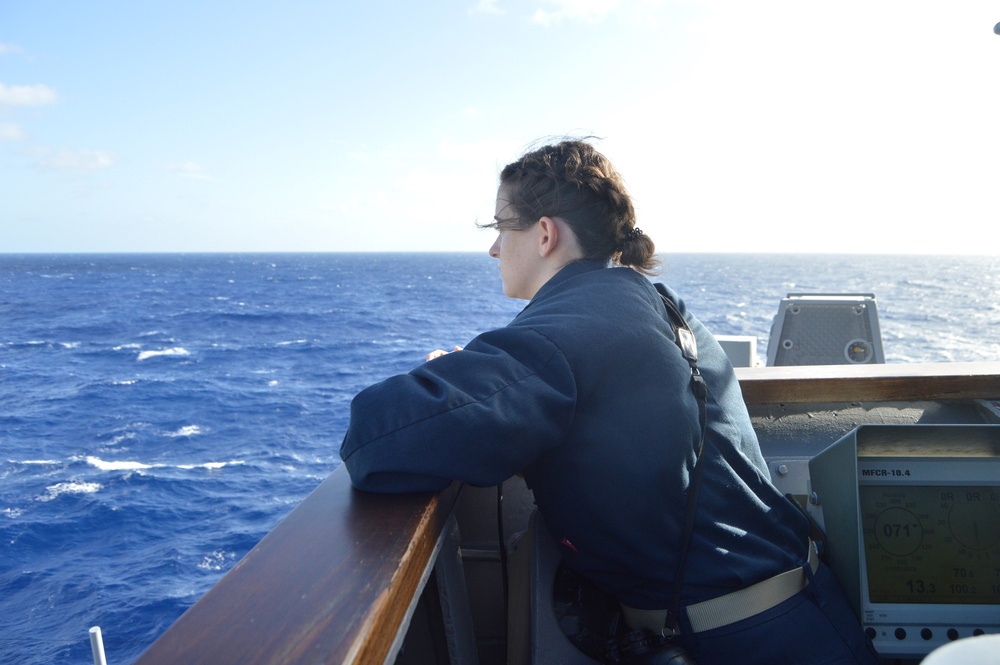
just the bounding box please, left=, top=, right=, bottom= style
left=176, top=461, right=241, bottom=470
left=86, top=455, right=241, bottom=473
left=197, top=549, right=236, bottom=571
left=38, top=481, right=102, bottom=502
left=137, top=347, right=190, bottom=361
left=167, top=425, right=202, bottom=438
left=86, top=456, right=152, bottom=471
left=104, top=432, right=137, bottom=447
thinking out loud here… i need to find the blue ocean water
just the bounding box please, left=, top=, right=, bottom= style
left=1, top=252, right=997, bottom=664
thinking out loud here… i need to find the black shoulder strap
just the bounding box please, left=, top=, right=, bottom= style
left=654, top=283, right=709, bottom=634
left=654, top=284, right=704, bottom=392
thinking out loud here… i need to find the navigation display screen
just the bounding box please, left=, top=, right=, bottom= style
left=859, top=485, right=1000, bottom=604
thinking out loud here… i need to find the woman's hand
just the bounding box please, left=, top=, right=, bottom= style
left=425, top=346, right=463, bottom=362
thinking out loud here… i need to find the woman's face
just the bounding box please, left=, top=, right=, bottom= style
left=489, top=186, right=541, bottom=300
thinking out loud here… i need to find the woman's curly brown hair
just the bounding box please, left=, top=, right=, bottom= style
left=488, top=139, right=658, bottom=274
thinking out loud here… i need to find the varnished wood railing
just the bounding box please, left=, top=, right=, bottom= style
left=736, top=361, right=1000, bottom=404
left=134, top=469, right=460, bottom=665
left=132, top=362, right=1000, bottom=665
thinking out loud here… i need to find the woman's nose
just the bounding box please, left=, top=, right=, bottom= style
left=489, top=235, right=500, bottom=258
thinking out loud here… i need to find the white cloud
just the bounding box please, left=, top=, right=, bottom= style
left=0, top=43, right=24, bottom=55
left=166, top=161, right=211, bottom=180
left=0, top=82, right=58, bottom=107
left=531, top=0, right=622, bottom=25
left=596, top=0, right=1000, bottom=254
left=33, top=148, right=115, bottom=172
left=437, top=136, right=520, bottom=163
left=470, top=0, right=503, bottom=15
left=0, top=122, right=26, bottom=141
left=324, top=137, right=518, bottom=251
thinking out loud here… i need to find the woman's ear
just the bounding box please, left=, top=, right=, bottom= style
left=536, top=216, right=560, bottom=258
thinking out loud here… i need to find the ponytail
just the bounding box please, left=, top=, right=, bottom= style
left=616, top=226, right=659, bottom=275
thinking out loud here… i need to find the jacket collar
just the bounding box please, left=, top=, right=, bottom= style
left=521, top=258, right=611, bottom=310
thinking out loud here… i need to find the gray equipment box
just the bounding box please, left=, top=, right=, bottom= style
left=766, top=293, right=885, bottom=366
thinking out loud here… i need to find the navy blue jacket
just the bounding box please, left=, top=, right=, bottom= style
left=340, top=260, right=808, bottom=608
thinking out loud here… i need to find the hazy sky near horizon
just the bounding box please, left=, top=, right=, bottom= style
left=2, top=1, right=998, bottom=254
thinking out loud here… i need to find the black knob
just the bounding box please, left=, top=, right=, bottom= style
left=895, top=628, right=907, bottom=640
left=921, top=628, right=933, bottom=641
left=947, top=628, right=959, bottom=641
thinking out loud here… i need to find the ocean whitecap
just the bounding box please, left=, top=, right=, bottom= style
left=167, top=425, right=202, bottom=438
left=38, top=481, right=102, bottom=502
left=175, top=461, right=241, bottom=470
left=137, top=347, right=190, bottom=361
left=197, top=550, right=236, bottom=571
left=86, top=456, right=153, bottom=471
left=103, top=432, right=137, bottom=447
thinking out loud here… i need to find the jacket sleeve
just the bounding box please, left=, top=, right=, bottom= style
left=339, top=325, right=577, bottom=493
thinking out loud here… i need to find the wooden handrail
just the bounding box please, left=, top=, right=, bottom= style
left=736, top=361, right=1000, bottom=404
left=134, top=467, right=460, bottom=665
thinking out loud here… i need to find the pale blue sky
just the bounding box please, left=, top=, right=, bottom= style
left=2, top=1, right=998, bottom=254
